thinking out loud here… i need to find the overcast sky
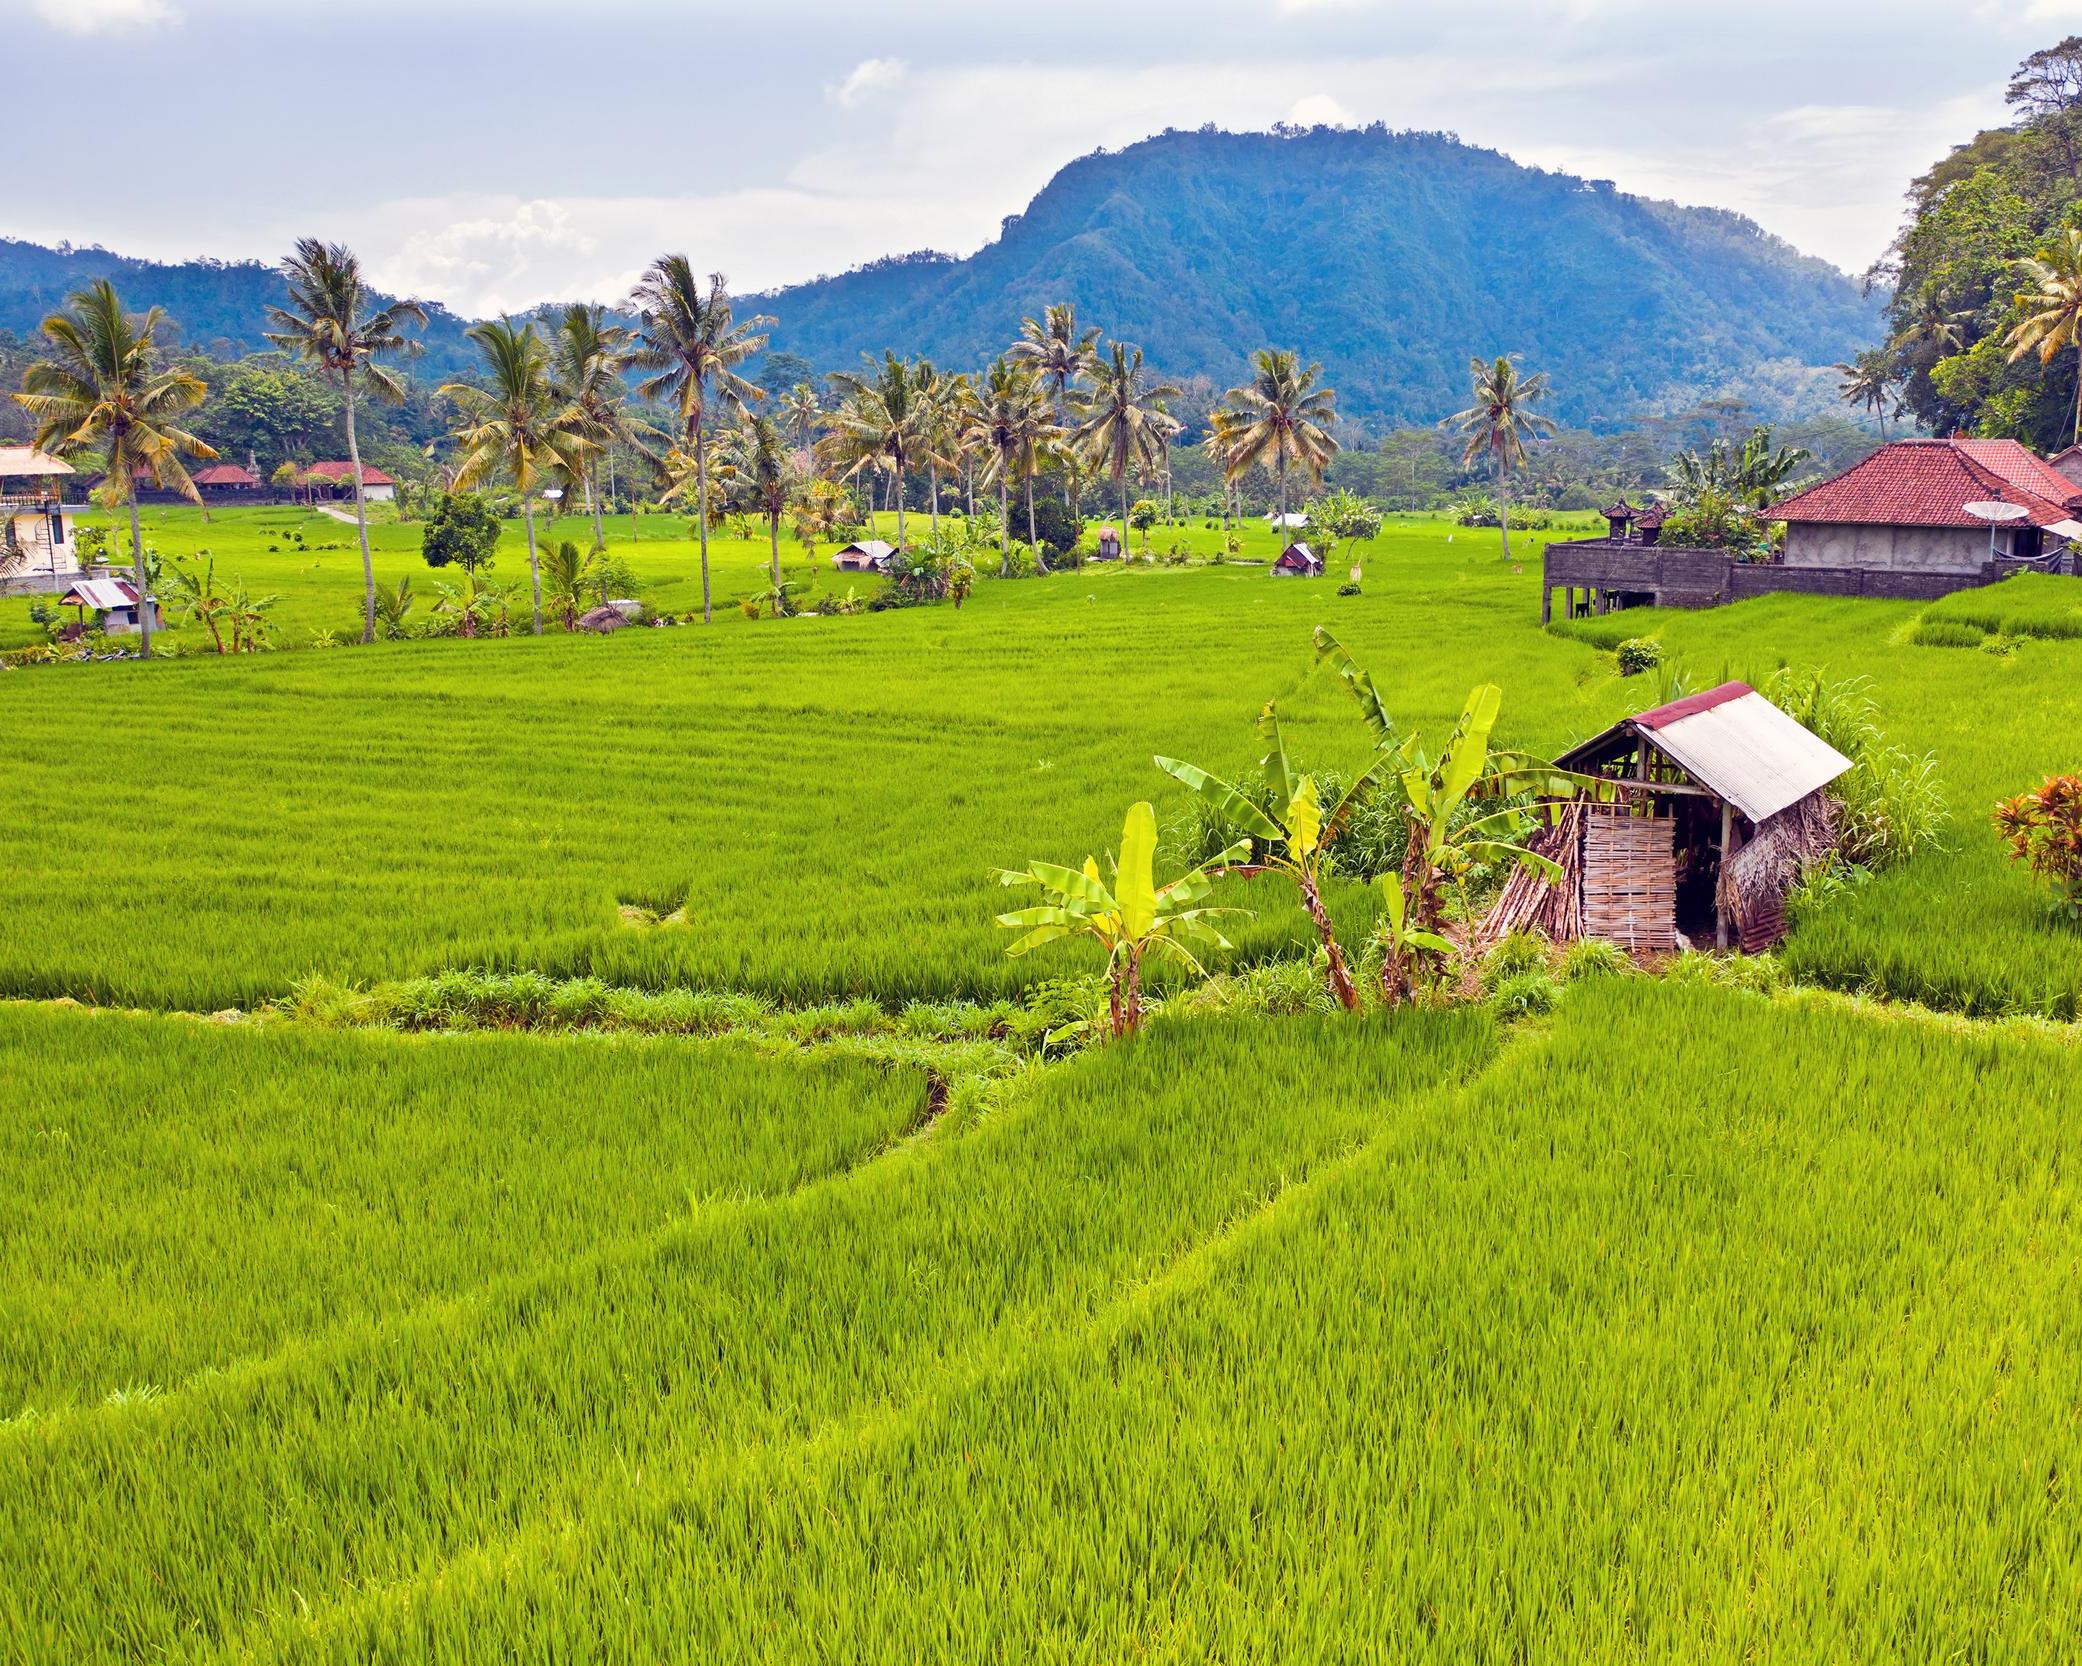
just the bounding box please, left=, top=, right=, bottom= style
left=5, top=0, right=2075, bottom=315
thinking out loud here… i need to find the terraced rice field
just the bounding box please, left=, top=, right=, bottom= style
left=3, top=509, right=2079, bottom=1659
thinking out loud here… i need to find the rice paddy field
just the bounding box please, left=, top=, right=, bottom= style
left=3, top=506, right=2080, bottom=1660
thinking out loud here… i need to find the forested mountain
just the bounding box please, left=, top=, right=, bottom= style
left=749, top=128, right=1883, bottom=424
left=1, top=127, right=1877, bottom=430
left=0, top=239, right=481, bottom=379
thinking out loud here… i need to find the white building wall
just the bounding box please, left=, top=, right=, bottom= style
left=1783, top=523, right=1993, bottom=571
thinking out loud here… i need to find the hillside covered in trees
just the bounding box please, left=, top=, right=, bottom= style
left=751, top=127, right=1882, bottom=425
left=1, top=127, right=1879, bottom=430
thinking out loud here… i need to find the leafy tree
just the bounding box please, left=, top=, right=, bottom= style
left=626, top=257, right=772, bottom=624
left=1219, top=348, right=1339, bottom=538
left=420, top=490, right=502, bottom=573
left=265, top=240, right=426, bottom=644
left=1448, top=355, right=1556, bottom=562
left=1128, top=498, right=1159, bottom=555
left=194, top=357, right=340, bottom=471
left=994, top=800, right=1250, bottom=1039
left=432, top=568, right=507, bottom=639
left=1305, top=487, right=1383, bottom=570
left=14, top=278, right=216, bottom=658
left=167, top=557, right=232, bottom=654
left=439, top=319, right=587, bottom=636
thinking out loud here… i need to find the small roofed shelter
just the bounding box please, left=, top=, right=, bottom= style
left=1601, top=499, right=1637, bottom=540
left=191, top=462, right=261, bottom=494
left=576, top=603, right=629, bottom=634
left=1093, top=526, right=1122, bottom=561
left=1271, top=541, right=1323, bottom=577
left=831, top=538, right=897, bottom=573
left=1266, top=511, right=1308, bottom=530
left=1484, top=683, right=1853, bottom=955
left=1634, top=502, right=1668, bottom=545
left=59, top=576, right=161, bottom=635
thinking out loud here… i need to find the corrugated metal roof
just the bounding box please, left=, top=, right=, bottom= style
left=1637, top=682, right=1853, bottom=823
left=62, top=578, right=139, bottom=611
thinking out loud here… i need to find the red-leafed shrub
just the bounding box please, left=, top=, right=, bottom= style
left=1995, top=775, right=2082, bottom=922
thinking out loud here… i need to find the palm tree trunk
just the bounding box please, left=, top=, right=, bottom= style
left=998, top=475, right=1011, bottom=578
left=769, top=509, right=781, bottom=587
left=524, top=502, right=543, bottom=635
left=928, top=462, right=941, bottom=547
left=590, top=465, right=606, bottom=551
left=694, top=422, right=713, bottom=625
left=1024, top=467, right=1038, bottom=553
left=893, top=449, right=907, bottom=555
left=1496, top=448, right=1513, bottom=563
left=342, top=376, right=376, bottom=644
left=2072, top=343, right=2082, bottom=448
left=128, top=491, right=151, bottom=657
left=1277, top=453, right=1288, bottom=554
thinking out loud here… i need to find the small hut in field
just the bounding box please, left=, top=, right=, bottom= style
left=1484, top=682, right=1852, bottom=954
left=831, top=539, right=897, bottom=573
left=1093, top=526, right=1122, bottom=561
left=1272, top=542, right=1323, bottom=577
left=58, top=576, right=160, bottom=635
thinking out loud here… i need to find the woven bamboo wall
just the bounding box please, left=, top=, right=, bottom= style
left=1580, top=807, right=1679, bottom=952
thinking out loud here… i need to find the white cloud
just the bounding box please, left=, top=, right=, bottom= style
left=34, top=0, right=177, bottom=33
left=828, top=56, right=907, bottom=108
left=1286, top=92, right=1356, bottom=127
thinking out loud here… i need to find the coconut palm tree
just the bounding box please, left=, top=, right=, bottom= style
left=548, top=302, right=642, bottom=552
left=2008, top=228, right=2082, bottom=447
left=1202, top=409, right=1242, bottom=531
left=439, top=318, right=586, bottom=637
left=1220, top=349, right=1338, bottom=544
left=825, top=352, right=928, bottom=556
left=1833, top=348, right=1900, bottom=441
left=1889, top=287, right=1970, bottom=360
left=909, top=360, right=968, bottom=547
left=625, top=257, right=771, bottom=623
left=1009, top=303, right=1100, bottom=505
left=15, top=278, right=216, bottom=658
left=264, top=240, right=425, bottom=644
left=1074, top=342, right=1179, bottom=531
left=722, top=414, right=794, bottom=587
left=1448, top=355, right=1558, bottom=562
left=967, top=356, right=1046, bottom=576
left=780, top=381, right=821, bottom=453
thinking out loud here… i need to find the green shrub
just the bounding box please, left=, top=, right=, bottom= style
left=1556, top=937, right=1632, bottom=982
left=1615, top=636, right=1663, bottom=675
left=1909, top=619, right=1985, bottom=648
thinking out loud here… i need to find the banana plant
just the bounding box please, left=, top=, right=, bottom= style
left=1156, top=703, right=1403, bottom=1011
left=1314, top=627, right=1579, bottom=999
left=1375, top=871, right=1458, bottom=1004
left=994, top=800, right=1250, bottom=1038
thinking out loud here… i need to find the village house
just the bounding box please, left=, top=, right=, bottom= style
left=1542, top=436, right=2079, bottom=620
left=57, top=575, right=159, bottom=636
left=0, top=447, right=83, bottom=595
left=190, top=462, right=263, bottom=498
left=304, top=461, right=398, bottom=502
left=1272, top=541, right=1323, bottom=577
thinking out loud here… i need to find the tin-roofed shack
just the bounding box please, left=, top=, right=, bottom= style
left=1483, top=683, right=1853, bottom=955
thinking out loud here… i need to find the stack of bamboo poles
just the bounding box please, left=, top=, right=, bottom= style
left=1477, top=800, right=1585, bottom=945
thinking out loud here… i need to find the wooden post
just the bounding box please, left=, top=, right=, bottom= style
left=1541, top=582, right=1551, bottom=625
left=1715, top=799, right=1734, bottom=951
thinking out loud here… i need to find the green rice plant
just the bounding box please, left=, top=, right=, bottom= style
left=1909, top=617, right=1986, bottom=648
left=0, top=1004, right=929, bottom=1411
left=242, top=983, right=2082, bottom=1664
left=0, top=1009, right=1496, bottom=1660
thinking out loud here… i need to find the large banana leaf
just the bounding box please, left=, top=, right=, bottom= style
left=1436, top=683, right=1503, bottom=814
left=1115, top=801, right=1159, bottom=942
left=1311, top=626, right=1396, bottom=743
left=1286, top=775, right=1322, bottom=863
left=1154, top=755, right=1284, bottom=844
left=1255, top=703, right=1301, bottom=809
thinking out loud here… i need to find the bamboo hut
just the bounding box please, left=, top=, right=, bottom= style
left=1482, top=682, right=1852, bottom=954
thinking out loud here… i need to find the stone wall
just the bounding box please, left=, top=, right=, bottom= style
left=1784, top=523, right=1988, bottom=571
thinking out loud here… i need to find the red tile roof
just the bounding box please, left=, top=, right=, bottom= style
left=306, top=461, right=397, bottom=486
left=191, top=463, right=260, bottom=487
left=1765, top=439, right=2082, bottom=530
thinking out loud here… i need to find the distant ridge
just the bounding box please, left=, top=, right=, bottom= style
left=0, top=127, right=1882, bottom=423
